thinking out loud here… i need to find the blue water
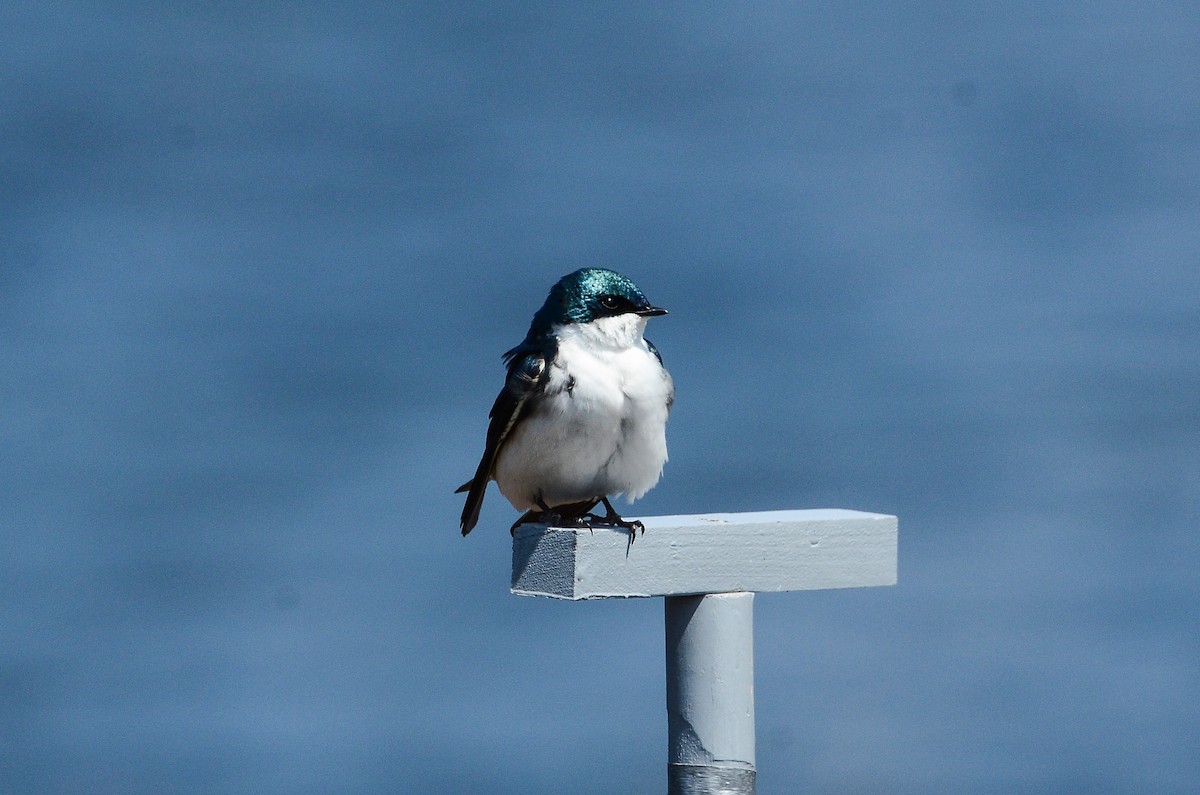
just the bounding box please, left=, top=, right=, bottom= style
left=3, top=4, right=1197, bottom=792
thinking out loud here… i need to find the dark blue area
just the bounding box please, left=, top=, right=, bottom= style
left=2, top=3, right=1198, bottom=792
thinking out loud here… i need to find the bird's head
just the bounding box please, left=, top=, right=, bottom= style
left=535, top=268, right=667, bottom=330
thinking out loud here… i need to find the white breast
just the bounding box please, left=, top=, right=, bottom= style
left=493, top=315, right=673, bottom=511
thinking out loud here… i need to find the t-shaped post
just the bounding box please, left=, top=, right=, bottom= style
left=511, top=509, right=899, bottom=794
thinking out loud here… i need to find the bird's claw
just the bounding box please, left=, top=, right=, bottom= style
left=583, top=507, right=644, bottom=543
left=616, top=517, right=645, bottom=543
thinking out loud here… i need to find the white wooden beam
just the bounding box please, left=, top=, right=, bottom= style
left=511, top=508, right=898, bottom=600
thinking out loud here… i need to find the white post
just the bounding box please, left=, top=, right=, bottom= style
left=510, top=509, right=898, bottom=793
left=665, top=592, right=756, bottom=794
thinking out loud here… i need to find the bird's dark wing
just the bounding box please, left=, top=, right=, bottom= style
left=645, top=338, right=664, bottom=366
left=457, top=348, right=549, bottom=535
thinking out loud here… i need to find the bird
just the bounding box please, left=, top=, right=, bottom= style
left=457, top=268, right=673, bottom=539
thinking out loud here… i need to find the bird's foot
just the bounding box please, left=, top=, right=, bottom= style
left=585, top=497, right=645, bottom=543
left=510, top=499, right=602, bottom=535
left=545, top=499, right=601, bottom=530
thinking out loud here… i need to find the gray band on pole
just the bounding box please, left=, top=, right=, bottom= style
left=667, top=765, right=756, bottom=795
left=665, top=592, right=756, bottom=795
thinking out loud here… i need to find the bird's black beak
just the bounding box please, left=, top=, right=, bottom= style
left=636, top=305, right=668, bottom=317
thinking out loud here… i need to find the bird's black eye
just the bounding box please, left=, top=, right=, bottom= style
left=599, top=295, right=620, bottom=310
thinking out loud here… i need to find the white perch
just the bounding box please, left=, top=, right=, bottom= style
left=512, top=508, right=897, bottom=599
left=510, top=508, right=899, bottom=794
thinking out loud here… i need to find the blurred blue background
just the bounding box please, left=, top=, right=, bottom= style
left=3, top=3, right=1197, bottom=792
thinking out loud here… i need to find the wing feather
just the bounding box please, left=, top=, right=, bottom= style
left=458, top=350, right=548, bottom=534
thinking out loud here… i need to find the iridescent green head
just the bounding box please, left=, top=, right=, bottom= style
left=530, top=268, right=666, bottom=335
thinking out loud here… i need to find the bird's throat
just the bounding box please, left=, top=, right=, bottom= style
left=555, top=314, right=649, bottom=352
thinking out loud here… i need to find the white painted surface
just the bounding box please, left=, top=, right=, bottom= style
left=511, top=509, right=898, bottom=599
left=665, top=593, right=756, bottom=794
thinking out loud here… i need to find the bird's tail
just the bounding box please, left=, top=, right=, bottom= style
left=456, top=468, right=489, bottom=535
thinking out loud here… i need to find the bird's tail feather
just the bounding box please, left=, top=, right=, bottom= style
left=459, top=477, right=486, bottom=535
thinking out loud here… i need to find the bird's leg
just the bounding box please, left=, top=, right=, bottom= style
left=532, top=497, right=561, bottom=526
left=551, top=499, right=601, bottom=529
left=591, top=496, right=645, bottom=542
left=509, top=498, right=557, bottom=535
left=509, top=506, right=547, bottom=536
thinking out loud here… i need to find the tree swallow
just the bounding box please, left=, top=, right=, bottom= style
left=458, top=268, right=673, bottom=538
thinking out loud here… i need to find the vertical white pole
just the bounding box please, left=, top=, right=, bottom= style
left=664, top=592, right=756, bottom=795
